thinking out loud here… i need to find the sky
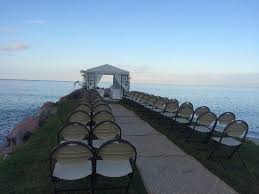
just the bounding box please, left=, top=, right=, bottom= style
left=0, top=0, right=258, bottom=85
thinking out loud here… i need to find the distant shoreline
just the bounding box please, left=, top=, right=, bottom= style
left=0, top=78, right=73, bottom=83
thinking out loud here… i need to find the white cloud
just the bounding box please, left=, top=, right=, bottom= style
left=0, top=42, right=29, bottom=52
left=25, top=19, right=47, bottom=24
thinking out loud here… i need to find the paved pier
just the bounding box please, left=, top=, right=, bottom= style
left=110, top=103, right=237, bottom=194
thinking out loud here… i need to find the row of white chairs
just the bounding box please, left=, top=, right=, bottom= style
left=124, top=91, right=249, bottom=162
left=50, top=89, right=137, bottom=194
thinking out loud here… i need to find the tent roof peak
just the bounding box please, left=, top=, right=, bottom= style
left=85, top=64, right=129, bottom=75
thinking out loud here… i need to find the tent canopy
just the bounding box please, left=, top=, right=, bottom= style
left=86, top=64, right=129, bottom=75
left=82, top=64, right=130, bottom=95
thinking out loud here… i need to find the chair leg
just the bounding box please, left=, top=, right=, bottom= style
left=228, top=146, right=247, bottom=169
left=126, top=173, right=133, bottom=194
left=227, top=145, right=240, bottom=159
left=208, top=142, right=219, bottom=160
left=179, top=123, right=188, bottom=132
left=166, top=122, right=175, bottom=136
left=185, top=129, right=195, bottom=142
left=52, top=178, right=57, bottom=194
left=237, top=151, right=247, bottom=168
left=91, top=174, right=95, bottom=194
left=202, top=132, right=212, bottom=144
left=150, top=112, right=160, bottom=125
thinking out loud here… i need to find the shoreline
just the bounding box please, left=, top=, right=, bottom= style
left=0, top=101, right=58, bottom=155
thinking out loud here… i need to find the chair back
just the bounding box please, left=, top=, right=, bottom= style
left=90, top=96, right=101, bottom=103
left=58, top=122, right=90, bottom=141
left=78, top=98, right=91, bottom=105
left=225, top=120, right=248, bottom=138
left=147, top=96, right=157, bottom=105
left=93, top=111, right=115, bottom=124
left=135, top=93, right=144, bottom=101
left=196, top=112, right=217, bottom=126
left=177, top=106, right=194, bottom=119
left=179, top=102, right=193, bottom=109
left=67, top=110, right=91, bottom=125
left=130, top=91, right=136, bottom=99
left=73, top=103, right=91, bottom=113
left=153, top=98, right=166, bottom=109
left=141, top=94, right=151, bottom=103
left=132, top=92, right=140, bottom=100
left=218, top=112, right=235, bottom=125
left=164, top=100, right=179, bottom=113
left=92, top=121, right=121, bottom=139
left=193, top=106, right=210, bottom=118
left=92, top=104, right=112, bottom=114
left=162, top=97, right=170, bottom=103
left=97, top=139, right=136, bottom=161
left=92, top=99, right=106, bottom=107
left=51, top=142, right=93, bottom=165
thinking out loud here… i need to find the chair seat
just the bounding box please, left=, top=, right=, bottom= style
left=92, top=139, right=109, bottom=148
left=161, top=112, right=176, bottom=117
left=214, top=124, right=226, bottom=133
left=60, top=139, right=89, bottom=145
left=192, top=117, right=198, bottom=123
left=53, top=161, right=92, bottom=180
left=191, top=125, right=211, bottom=133
left=153, top=108, right=163, bottom=113
left=140, top=102, right=148, bottom=106
left=175, top=117, right=190, bottom=124
left=144, top=104, right=153, bottom=109
left=212, top=137, right=241, bottom=146
left=96, top=160, right=132, bottom=177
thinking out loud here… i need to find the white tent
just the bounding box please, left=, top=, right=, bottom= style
left=82, top=64, right=130, bottom=99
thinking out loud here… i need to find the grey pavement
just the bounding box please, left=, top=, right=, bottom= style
left=110, top=103, right=237, bottom=194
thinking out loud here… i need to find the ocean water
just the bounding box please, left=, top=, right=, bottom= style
left=0, top=80, right=258, bottom=146
left=102, top=82, right=259, bottom=138
left=0, top=80, right=77, bottom=146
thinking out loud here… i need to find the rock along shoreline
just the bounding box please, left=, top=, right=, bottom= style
left=0, top=89, right=82, bottom=159
left=0, top=101, right=57, bottom=158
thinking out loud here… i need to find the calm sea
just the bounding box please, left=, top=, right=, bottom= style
left=0, top=80, right=258, bottom=146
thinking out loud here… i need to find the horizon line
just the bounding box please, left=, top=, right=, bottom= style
left=0, top=78, right=258, bottom=88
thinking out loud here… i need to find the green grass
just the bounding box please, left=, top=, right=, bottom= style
left=0, top=99, right=147, bottom=194
left=122, top=99, right=259, bottom=194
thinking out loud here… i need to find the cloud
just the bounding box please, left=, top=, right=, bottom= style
left=25, top=19, right=47, bottom=24
left=0, top=27, right=16, bottom=33
left=0, top=42, right=29, bottom=52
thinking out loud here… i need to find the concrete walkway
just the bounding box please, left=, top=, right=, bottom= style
left=110, top=104, right=237, bottom=194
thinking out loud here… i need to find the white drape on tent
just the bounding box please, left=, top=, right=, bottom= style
left=85, top=73, right=102, bottom=89
left=83, top=64, right=130, bottom=99
left=85, top=74, right=95, bottom=89
left=114, top=74, right=129, bottom=90
left=95, top=73, right=102, bottom=86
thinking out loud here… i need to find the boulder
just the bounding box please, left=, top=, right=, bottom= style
left=59, top=89, right=83, bottom=102
left=8, top=116, right=39, bottom=146
left=38, top=102, right=57, bottom=126
left=3, top=88, right=82, bottom=154
left=5, top=101, right=57, bottom=153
